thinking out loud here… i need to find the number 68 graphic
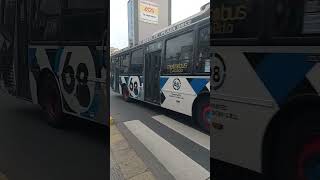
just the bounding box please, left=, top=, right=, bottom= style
left=212, top=53, right=226, bottom=90
left=61, top=52, right=91, bottom=108
left=128, top=76, right=140, bottom=97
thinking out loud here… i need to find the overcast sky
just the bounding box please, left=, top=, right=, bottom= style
left=110, top=0, right=209, bottom=49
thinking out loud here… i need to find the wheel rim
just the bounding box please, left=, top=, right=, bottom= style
left=298, top=136, right=320, bottom=180
left=201, top=104, right=212, bottom=132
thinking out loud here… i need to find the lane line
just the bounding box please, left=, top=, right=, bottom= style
left=152, top=115, right=210, bottom=150
left=124, top=120, right=210, bottom=180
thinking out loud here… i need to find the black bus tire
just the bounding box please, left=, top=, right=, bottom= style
left=271, top=111, right=320, bottom=180
left=196, top=97, right=211, bottom=133
left=39, top=74, right=65, bottom=128
left=122, top=86, right=131, bottom=102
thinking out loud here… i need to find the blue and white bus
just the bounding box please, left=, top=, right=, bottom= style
left=111, top=3, right=211, bottom=132
left=211, top=0, right=320, bottom=179
left=0, top=0, right=109, bottom=126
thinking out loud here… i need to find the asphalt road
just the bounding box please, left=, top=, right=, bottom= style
left=110, top=90, right=210, bottom=180
left=0, top=93, right=108, bottom=180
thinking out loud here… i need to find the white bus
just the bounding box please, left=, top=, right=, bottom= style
left=0, top=0, right=109, bottom=126
left=211, top=0, right=320, bottom=179
left=111, top=3, right=211, bottom=132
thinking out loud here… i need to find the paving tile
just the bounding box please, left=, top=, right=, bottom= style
left=110, top=125, right=120, bottom=136
left=110, top=133, right=125, bottom=145
left=117, top=150, right=147, bottom=179
left=111, top=138, right=130, bottom=152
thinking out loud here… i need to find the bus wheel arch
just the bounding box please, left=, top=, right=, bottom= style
left=37, top=69, right=65, bottom=127
left=192, top=92, right=210, bottom=133
left=262, top=95, right=320, bottom=179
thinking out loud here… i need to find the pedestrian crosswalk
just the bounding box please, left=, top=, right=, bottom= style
left=123, top=115, right=210, bottom=180
left=152, top=115, right=210, bottom=150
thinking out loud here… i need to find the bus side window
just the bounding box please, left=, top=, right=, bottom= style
left=130, top=49, right=144, bottom=75
left=61, top=0, right=105, bottom=42
left=67, top=0, right=104, bottom=9
left=272, top=0, right=304, bottom=37
left=163, top=32, right=193, bottom=74
left=120, top=54, right=129, bottom=74
left=30, top=0, right=61, bottom=41
left=196, top=26, right=210, bottom=73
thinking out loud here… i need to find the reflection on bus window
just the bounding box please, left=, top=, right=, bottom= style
left=61, top=0, right=105, bottom=42
left=121, top=54, right=129, bottom=74
left=130, top=49, right=144, bottom=74
left=67, top=0, right=105, bottom=9
left=196, top=26, right=210, bottom=73
left=164, top=32, right=193, bottom=74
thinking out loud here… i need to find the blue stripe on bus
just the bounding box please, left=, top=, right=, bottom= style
left=28, top=48, right=37, bottom=65
left=160, top=77, right=169, bottom=89
left=54, top=48, right=63, bottom=73
left=255, top=53, right=314, bottom=105
left=190, top=78, right=208, bottom=95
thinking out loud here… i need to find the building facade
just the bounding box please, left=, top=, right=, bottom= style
left=128, top=0, right=171, bottom=47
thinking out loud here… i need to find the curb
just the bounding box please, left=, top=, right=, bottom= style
left=110, top=116, right=114, bottom=126
left=110, top=123, right=156, bottom=180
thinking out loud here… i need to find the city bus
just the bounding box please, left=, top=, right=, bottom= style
left=211, top=0, right=320, bottom=179
left=0, top=0, right=109, bottom=126
left=111, top=4, right=211, bottom=132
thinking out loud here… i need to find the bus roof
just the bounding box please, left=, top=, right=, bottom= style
left=112, top=3, right=210, bottom=57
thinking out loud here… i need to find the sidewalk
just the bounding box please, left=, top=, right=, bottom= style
left=0, top=172, right=8, bottom=180
left=110, top=117, right=156, bottom=180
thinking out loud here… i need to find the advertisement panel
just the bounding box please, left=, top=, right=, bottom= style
left=139, top=0, right=159, bottom=24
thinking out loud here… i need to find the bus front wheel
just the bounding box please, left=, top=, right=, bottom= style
left=39, top=73, right=64, bottom=127
left=271, top=111, right=320, bottom=180
left=196, top=97, right=211, bottom=133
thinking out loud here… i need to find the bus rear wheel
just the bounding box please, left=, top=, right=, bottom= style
left=39, top=74, right=64, bottom=127
left=272, top=111, right=320, bottom=180
left=298, top=135, right=320, bottom=180
left=196, top=97, right=211, bottom=133
left=122, top=86, right=130, bottom=102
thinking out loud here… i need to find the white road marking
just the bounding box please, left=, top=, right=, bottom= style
left=152, top=115, right=210, bottom=150
left=124, top=120, right=210, bottom=180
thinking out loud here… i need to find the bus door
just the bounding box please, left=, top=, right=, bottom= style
left=114, top=59, right=120, bottom=93
left=0, top=0, right=31, bottom=99
left=0, top=0, right=18, bottom=95
left=15, top=0, right=31, bottom=99
left=144, top=50, right=161, bottom=104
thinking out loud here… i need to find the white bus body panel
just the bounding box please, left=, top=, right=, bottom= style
left=212, top=46, right=320, bottom=173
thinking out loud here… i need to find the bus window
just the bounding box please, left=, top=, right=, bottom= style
left=67, top=0, right=105, bottom=9
left=120, top=54, right=129, bottom=74
left=61, top=0, right=105, bottom=42
left=40, top=0, right=60, bottom=14
left=130, top=49, right=144, bottom=74
left=163, top=32, right=193, bottom=74
left=196, top=26, right=210, bottom=73
left=272, top=0, right=320, bottom=38
left=212, top=0, right=262, bottom=39
left=30, top=0, right=61, bottom=41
